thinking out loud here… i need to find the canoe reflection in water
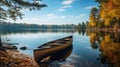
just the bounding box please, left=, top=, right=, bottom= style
left=34, top=36, right=73, bottom=66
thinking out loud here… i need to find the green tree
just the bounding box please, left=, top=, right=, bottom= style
left=0, top=0, right=47, bottom=21
left=78, top=23, right=82, bottom=29
left=78, top=22, right=87, bottom=30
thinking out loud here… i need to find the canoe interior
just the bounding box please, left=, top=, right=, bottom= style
left=38, top=36, right=72, bottom=48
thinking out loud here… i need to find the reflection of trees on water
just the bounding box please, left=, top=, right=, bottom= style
left=88, top=31, right=120, bottom=67
left=0, top=28, right=88, bottom=36
left=78, top=29, right=86, bottom=36
left=0, top=29, right=77, bottom=35
left=86, top=30, right=102, bottom=49
left=99, top=33, right=120, bottom=67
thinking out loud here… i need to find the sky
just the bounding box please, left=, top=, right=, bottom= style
left=14, top=0, right=98, bottom=25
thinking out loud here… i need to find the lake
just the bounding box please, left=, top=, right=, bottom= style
left=1, top=29, right=120, bottom=67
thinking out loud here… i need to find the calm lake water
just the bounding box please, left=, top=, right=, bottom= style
left=1, top=29, right=120, bottom=67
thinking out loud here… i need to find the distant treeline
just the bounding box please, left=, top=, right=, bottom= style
left=0, top=22, right=78, bottom=31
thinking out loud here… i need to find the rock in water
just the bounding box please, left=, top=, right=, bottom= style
left=20, top=46, right=27, bottom=50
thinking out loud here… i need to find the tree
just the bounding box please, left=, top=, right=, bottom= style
left=0, top=0, right=47, bottom=21
left=89, top=7, right=99, bottom=28
left=96, top=0, right=120, bottom=27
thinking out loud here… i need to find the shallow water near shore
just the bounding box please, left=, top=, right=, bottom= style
left=1, top=30, right=120, bottom=67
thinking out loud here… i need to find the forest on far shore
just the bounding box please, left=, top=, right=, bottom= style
left=0, top=22, right=78, bottom=30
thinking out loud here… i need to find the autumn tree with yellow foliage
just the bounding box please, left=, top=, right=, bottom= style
left=88, top=0, right=120, bottom=29
left=98, top=0, right=120, bottom=28
left=88, top=7, right=99, bottom=28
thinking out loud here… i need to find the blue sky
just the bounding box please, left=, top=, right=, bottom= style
left=15, top=0, right=98, bottom=25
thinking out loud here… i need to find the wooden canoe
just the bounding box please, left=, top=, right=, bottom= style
left=34, top=36, right=73, bottom=63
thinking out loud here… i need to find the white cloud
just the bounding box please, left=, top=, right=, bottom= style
left=46, top=13, right=87, bottom=19
left=62, top=0, right=74, bottom=5
left=46, top=14, right=55, bottom=17
left=68, top=16, right=74, bottom=18
left=84, top=6, right=97, bottom=10
left=61, top=16, right=66, bottom=18
left=67, top=14, right=87, bottom=19
left=46, top=14, right=58, bottom=18
left=58, top=8, right=65, bottom=11
left=46, top=14, right=67, bottom=19
left=61, top=5, right=72, bottom=9
left=58, top=0, right=74, bottom=12
left=75, top=14, right=87, bottom=18
left=16, top=18, right=41, bottom=24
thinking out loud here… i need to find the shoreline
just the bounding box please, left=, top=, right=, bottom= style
left=0, top=50, right=39, bottom=67
left=87, top=28, right=120, bottom=32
